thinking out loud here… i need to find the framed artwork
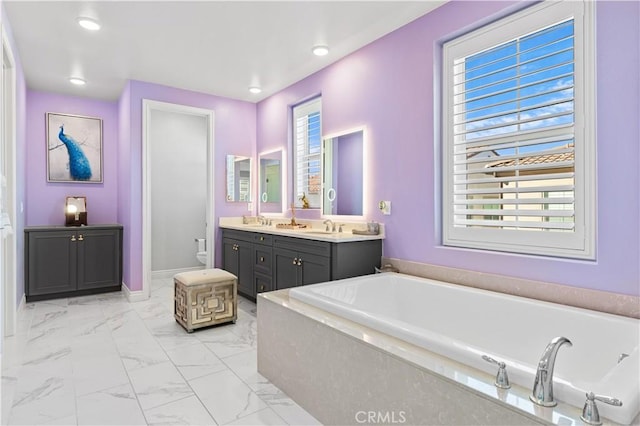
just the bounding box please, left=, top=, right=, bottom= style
left=46, top=112, right=103, bottom=183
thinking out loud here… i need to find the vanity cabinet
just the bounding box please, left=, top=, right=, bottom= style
left=25, top=225, right=123, bottom=302
left=222, top=228, right=381, bottom=300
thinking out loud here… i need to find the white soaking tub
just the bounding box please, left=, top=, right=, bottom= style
left=289, top=273, right=640, bottom=424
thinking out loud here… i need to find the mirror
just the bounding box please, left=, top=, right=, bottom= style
left=65, top=196, right=87, bottom=226
left=259, top=150, right=283, bottom=213
left=226, top=155, right=252, bottom=202
left=322, top=129, right=364, bottom=216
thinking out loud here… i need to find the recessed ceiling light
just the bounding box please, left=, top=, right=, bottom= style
left=77, top=17, right=101, bottom=31
left=249, top=86, right=262, bottom=94
left=312, top=45, right=329, bottom=56
left=69, top=77, right=86, bottom=86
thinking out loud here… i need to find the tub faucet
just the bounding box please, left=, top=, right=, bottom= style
left=530, top=336, right=572, bottom=407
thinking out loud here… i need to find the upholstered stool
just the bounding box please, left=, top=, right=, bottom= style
left=174, top=269, right=237, bottom=333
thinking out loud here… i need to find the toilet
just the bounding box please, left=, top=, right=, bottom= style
left=196, top=238, right=207, bottom=265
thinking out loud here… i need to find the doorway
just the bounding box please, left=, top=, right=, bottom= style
left=1, top=29, right=17, bottom=338
left=142, top=100, right=214, bottom=299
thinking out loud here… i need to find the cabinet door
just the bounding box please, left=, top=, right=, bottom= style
left=222, top=238, right=240, bottom=277
left=77, top=229, right=121, bottom=290
left=273, top=248, right=299, bottom=290
left=237, top=241, right=254, bottom=298
left=299, top=252, right=330, bottom=286
left=27, top=231, right=77, bottom=296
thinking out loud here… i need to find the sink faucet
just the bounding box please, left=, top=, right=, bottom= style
left=530, top=336, right=572, bottom=407
left=323, top=219, right=336, bottom=232
left=257, top=215, right=266, bottom=225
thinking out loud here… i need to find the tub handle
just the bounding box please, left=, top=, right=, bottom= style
left=482, top=355, right=510, bottom=389
left=581, top=392, right=623, bottom=425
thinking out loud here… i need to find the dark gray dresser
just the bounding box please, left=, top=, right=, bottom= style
left=24, top=224, right=123, bottom=302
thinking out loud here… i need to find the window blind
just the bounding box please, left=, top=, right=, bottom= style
left=442, top=0, right=595, bottom=259
left=293, top=97, right=322, bottom=208
left=452, top=19, right=576, bottom=232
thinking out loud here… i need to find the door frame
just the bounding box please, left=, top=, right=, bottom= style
left=142, top=100, right=215, bottom=299
left=2, top=26, right=17, bottom=337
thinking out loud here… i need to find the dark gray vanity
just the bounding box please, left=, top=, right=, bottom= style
left=222, top=227, right=382, bottom=301
left=24, top=225, right=123, bottom=302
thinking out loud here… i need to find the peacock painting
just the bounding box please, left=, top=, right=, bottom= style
left=47, top=112, right=103, bottom=183
left=58, top=125, right=92, bottom=180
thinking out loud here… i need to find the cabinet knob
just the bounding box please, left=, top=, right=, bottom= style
left=260, top=256, right=265, bottom=262
left=71, top=235, right=76, bottom=242
left=292, top=257, right=297, bottom=265
left=259, top=284, right=265, bottom=292
left=78, top=234, right=84, bottom=241
left=260, top=236, right=265, bottom=241
left=297, top=258, right=302, bottom=266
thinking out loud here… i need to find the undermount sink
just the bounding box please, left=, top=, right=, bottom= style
left=304, top=230, right=340, bottom=235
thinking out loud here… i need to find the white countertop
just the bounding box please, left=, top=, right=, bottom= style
left=219, top=217, right=384, bottom=243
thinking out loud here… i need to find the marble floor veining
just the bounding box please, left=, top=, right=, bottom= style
left=1, top=278, right=320, bottom=426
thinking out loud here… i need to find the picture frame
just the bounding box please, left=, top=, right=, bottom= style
left=46, top=112, right=103, bottom=183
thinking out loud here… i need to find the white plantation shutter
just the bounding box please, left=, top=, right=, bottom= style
left=293, top=97, right=322, bottom=208
left=442, top=0, right=595, bottom=258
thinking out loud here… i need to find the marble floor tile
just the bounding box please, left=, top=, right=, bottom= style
left=8, top=375, right=76, bottom=425
left=222, top=349, right=270, bottom=392
left=2, top=279, right=316, bottom=426
left=201, top=328, right=256, bottom=359
left=256, top=384, right=322, bottom=426
left=143, top=395, right=216, bottom=426
left=164, top=341, right=228, bottom=380
left=189, top=369, right=267, bottom=425
left=227, top=407, right=286, bottom=426
left=76, top=383, right=147, bottom=425
left=128, top=361, right=194, bottom=410
left=115, top=335, right=170, bottom=372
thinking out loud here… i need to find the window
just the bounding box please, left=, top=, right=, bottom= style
left=293, top=97, right=322, bottom=208
left=442, top=0, right=595, bottom=259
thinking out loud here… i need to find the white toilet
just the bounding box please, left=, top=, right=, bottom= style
left=196, top=238, right=207, bottom=265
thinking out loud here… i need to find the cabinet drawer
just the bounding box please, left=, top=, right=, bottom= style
left=253, top=233, right=273, bottom=245
left=255, top=272, right=273, bottom=294
left=273, top=235, right=331, bottom=257
left=254, top=246, right=272, bottom=273
left=222, top=229, right=254, bottom=243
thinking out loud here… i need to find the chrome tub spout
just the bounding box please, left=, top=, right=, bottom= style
left=530, top=336, right=572, bottom=407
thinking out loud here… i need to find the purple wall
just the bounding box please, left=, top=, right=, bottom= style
left=257, top=1, right=640, bottom=297
left=25, top=91, right=119, bottom=226
left=336, top=132, right=363, bottom=216
left=119, top=80, right=256, bottom=291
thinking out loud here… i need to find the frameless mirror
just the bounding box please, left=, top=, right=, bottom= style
left=226, top=155, right=252, bottom=202
left=259, top=150, right=283, bottom=213
left=322, top=129, right=364, bottom=216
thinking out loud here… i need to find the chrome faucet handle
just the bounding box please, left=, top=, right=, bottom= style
left=482, top=355, right=510, bottom=389
left=338, top=224, right=345, bottom=233
left=581, top=392, right=623, bottom=425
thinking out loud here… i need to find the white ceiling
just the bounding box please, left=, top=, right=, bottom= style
left=4, top=1, right=446, bottom=103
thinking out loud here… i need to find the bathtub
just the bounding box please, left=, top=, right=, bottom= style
left=289, top=273, right=640, bottom=425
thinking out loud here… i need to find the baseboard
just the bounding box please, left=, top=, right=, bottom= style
left=151, top=266, right=204, bottom=280
left=121, top=282, right=148, bottom=302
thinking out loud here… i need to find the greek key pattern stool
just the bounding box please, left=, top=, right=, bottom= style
left=174, top=269, right=237, bottom=333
